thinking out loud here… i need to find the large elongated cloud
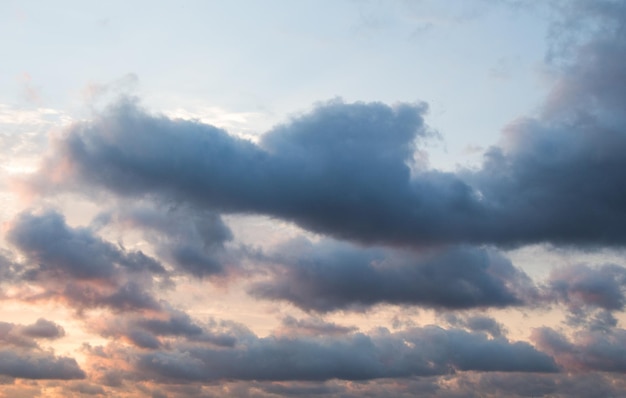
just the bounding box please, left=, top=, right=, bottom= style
left=24, top=1, right=626, bottom=248
left=88, top=325, right=557, bottom=384
left=29, top=34, right=626, bottom=248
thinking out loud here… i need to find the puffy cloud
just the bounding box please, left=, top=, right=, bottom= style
left=532, top=326, right=626, bottom=373
left=24, top=99, right=477, bottom=247
left=249, top=239, right=535, bottom=312
left=5, top=209, right=165, bottom=313
left=442, top=313, right=506, bottom=338
left=7, top=209, right=165, bottom=281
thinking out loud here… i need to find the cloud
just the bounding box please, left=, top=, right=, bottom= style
left=3, top=2, right=626, bottom=395
left=546, top=263, right=626, bottom=311
left=27, top=70, right=626, bottom=249
left=0, top=319, right=65, bottom=348
left=137, top=329, right=556, bottom=380
left=122, top=325, right=557, bottom=383
left=532, top=327, right=626, bottom=372
left=28, top=99, right=471, bottom=247
left=20, top=318, right=65, bottom=339
left=0, top=320, right=83, bottom=381
left=526, top=262, right=626, bottom=331
left=0, top=350, right=85, bottom=380
left=93, top=308, right=240, bottom=349
left=17, top=2, right=625, bottom=250
left=5, top=209, right=165, bottom=313
left=7, top=209, right=165, bottom=281
left=249, top=239, right=535, bottom=312
left=92, top=202, right=234, bottom=277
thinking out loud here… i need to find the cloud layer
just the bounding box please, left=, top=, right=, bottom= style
left=1, top=1, right=626, bottom=396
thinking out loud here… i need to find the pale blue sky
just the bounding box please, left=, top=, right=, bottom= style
left=1, top=0, right=552, bottom=168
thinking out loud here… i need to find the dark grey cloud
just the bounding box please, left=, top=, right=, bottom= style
left=130, top=325, right=556, bottom=383
left=7, top=209, right=165, bottom=281
left=0, top=349, right=85, bottom=380
left=79, top=318, right=557, bottom=389
left=5, top=209, right=165, bottom=313
left=28, top=76, right=626, bottom=249
left=532, top=326, right=626, bottom=372
left=31, top=98, right=459, bottom=247
left=249, top=239, right=535, bottom=312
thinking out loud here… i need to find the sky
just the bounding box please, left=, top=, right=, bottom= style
left=1, top=0, right=626, bottom=397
